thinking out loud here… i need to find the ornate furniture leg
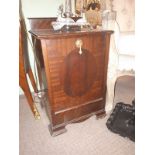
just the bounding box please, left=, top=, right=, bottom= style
left=19, top=19, right=40, bottom=119
left=48, top=125, right=67, bottom=137
left=19, top=74, right=40, bottom=120
left=106, top=75, right=117, bottom=113
left=96, top=111, right=106, bottom=119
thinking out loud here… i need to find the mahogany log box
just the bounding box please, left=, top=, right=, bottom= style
left=29, top=18, right=113, bottom=136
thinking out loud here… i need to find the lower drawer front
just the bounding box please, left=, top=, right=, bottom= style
left=52, top=98, right=105, bottom=127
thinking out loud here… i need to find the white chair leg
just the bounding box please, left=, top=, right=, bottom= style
left=105, top=75, right=117, bottom=113
left=105, top=52, right=118, bottom=113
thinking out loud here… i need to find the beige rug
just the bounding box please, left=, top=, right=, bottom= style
left=19, top=76, right=135, bottom=155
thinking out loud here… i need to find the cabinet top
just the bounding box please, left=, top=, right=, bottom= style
left=29, top=29, right=113, bottom=39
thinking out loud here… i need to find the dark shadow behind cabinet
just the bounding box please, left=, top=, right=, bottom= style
left=29, top=18, right=113, bottom=136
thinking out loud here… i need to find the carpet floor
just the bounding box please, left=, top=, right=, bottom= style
left=19, top=76, right=135, bottom=155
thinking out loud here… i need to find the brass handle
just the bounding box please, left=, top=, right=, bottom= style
left=75, top=39, right=83, bottom=55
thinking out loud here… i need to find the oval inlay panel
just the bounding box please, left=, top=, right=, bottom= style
left=61, top=48, right=97, bottom=97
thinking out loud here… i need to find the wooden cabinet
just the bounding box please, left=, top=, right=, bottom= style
left=29, top=24, right=113, bottom=136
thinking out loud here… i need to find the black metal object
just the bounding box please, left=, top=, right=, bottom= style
left=106, top=101, right=135, bottom=141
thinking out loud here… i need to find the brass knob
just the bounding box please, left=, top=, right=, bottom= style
left=75, top=39, right=83, bottom=55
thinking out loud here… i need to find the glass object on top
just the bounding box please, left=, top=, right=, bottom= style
left=102, top=0, right=120, bottom=50
left=64, top=0, right=73, bottom=18
left=51, top=0, right=90, bottom=31
left=102, top=10, right=117, bottom=30
left=102, top=0, right=116, bottom=30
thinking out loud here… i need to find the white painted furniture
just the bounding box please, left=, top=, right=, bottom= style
left=105, top=23, right=135, bottom=113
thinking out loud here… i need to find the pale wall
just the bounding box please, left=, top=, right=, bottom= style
left=21, top=0, right=63, bottom=17
left=103, top=0, right=135, bottom=32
